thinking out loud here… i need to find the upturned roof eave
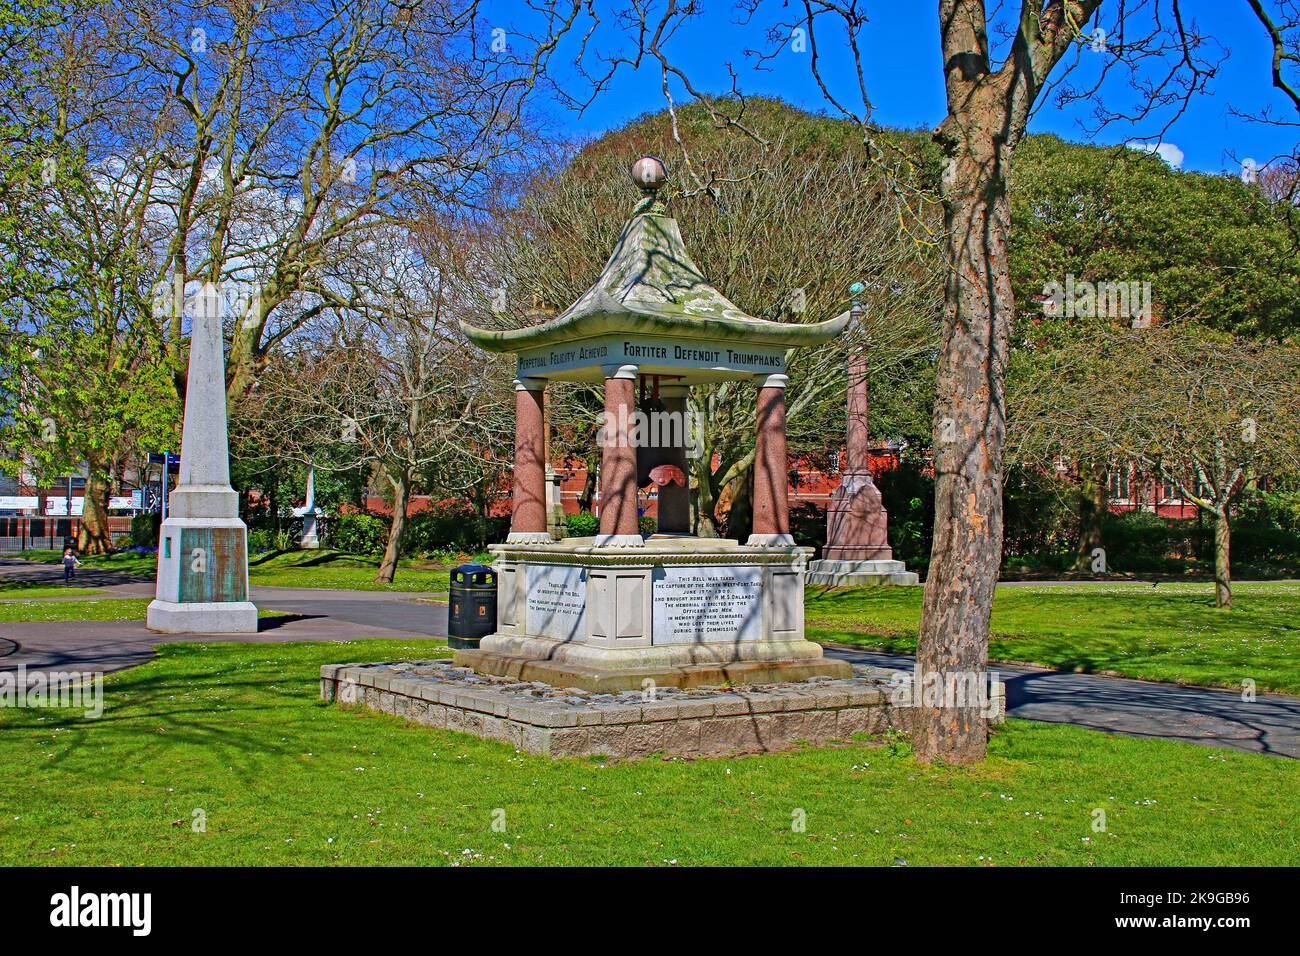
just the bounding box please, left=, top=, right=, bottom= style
left=459, top=306, right=851, bottom=354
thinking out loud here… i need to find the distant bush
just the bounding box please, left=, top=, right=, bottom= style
left=247, top=527, right=297, bottom=553
left=1234, top=491, right=1300, bottom=566
left=638, top=514, right=656, bottom=536
left=1002, top=466, right=1077, bottom=565
left=130, top=512, right=161, bottom=548
left=874, top=459, right=935, bottom=573
left=790, top=503, right=826, bottom=555
left=404, top=502, right=507, bottom=555
left=328, top=512, right=389, bottom=555
left=1103, top=511, right=1175, bottom=572
left=565, top=512, right=599, bottom=537
left=248, top=528, right=275, bottom=553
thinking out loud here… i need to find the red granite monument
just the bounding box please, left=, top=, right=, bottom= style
left=807, top=288, right=919, bottom=587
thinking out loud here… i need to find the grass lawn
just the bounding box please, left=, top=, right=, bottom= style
left=0, top=580, right=103, bottom=598
left=17, top=548, right=455, bottom=592
left=807, top=580, right=1300, bottom=695
left=0, top=597, right=153, bottom=622
left=0, top=599, right=291, bottom=623
left=247, top=550, right=454, bottom=592
left=0, top=639, right=1295, bottom=866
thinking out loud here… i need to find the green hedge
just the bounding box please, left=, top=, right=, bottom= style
left=130, top=512, right=161, bottom=548
left=565, top=512, right=599, bottom=536
left=404, top=502, right=508, bottom=555
left=328, top=512, right=389, bottom=555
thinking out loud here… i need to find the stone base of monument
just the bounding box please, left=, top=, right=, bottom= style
left=454, top=648, right=845, bottom=694
left=146, top=599, right=259, bottom=634
left=806, top=559, right=920, bottom=588
left=147, top=512, right=258, bottom=633
left=452, top=536, right=850, bottom=693
left=319, top=659, right=996, bottom=759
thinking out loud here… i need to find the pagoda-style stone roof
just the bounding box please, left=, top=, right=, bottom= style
left=460, top=190, right=850, bottom=356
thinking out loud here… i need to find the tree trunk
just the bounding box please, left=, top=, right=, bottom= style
left=579, top=452, right=599, bottom=511
left=913, top=109, right=1014, bottom=765
left=225, top=323, right=263, bottom=403
left=726, top=462, right=754, bottom=540
left=77, top=458, right=113, bottom=554
left=1073, top=462, right=1106, bottom=572
left=693, top=452, right=721, bottom=538
left=270, top=477, right=280, bottom=535
left=1213, top=506, right=1231, bottom=609
left=376, top=470, right=409, bottom=584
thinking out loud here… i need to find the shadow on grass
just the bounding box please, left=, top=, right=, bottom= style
left=249, top=549, right=378, bottom=570
left=13, top=640, right=452, bottom=785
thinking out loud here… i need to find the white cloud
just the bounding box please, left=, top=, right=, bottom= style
left=1127, top=141, right=1185, bottom=169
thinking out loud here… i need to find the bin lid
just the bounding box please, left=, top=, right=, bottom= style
left=452, top=563, right=495, bottom=583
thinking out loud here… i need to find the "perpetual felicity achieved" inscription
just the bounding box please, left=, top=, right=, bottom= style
left=652, top=566, right=762, bottom=644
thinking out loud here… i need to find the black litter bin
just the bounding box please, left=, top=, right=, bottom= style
left=448, top=563, right=497, bottom=650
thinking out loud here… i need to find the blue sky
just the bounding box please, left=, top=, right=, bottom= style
left=491, top=1, right=1297, bottom=175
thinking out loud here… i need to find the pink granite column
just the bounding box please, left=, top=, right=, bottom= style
left=508, top=377, right=549, bottom=543
left=847, top=352, right=870, bottom=472
left=655, top=385, right=691, bottom=534
left=598, top=364, right=643, bottom=545
left=749, top=373, right=793, bottom=546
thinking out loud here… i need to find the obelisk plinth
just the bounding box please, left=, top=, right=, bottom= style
left=146, top=285, right=259, bottom=632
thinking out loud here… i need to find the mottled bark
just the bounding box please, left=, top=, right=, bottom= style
left=912, top=0, right=1101, bottom=764
left=226, top=323, right=264, bottom=403
left=579, top=452, right=599, bottom=511
left=1214, top=508, right=1232, bottom=609
left=376, top=470, right=409, bottom=584
left=692, top=443, right=721, bottom=537
left=916, top=86, right=1014, bottom=765
left=77, top=458, right=113, bottom=554
left=727, top=463, right=754, bottom=540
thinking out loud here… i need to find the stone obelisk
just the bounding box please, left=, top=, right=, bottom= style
left=294, top=465, right=321, bottom=549
left=147, top=286, right=258, bottom=633
left=807, top=285, right=918, bottom=587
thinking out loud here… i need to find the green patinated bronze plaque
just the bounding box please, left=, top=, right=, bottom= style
left=177, top=527, right=247, bottom=603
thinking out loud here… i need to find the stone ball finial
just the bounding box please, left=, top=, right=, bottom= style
left=631, top=156, right=669, bottom=193
left=848, top=281, right=865, bottom=296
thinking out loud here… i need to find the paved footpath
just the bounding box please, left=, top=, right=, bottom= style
left=822, top=647, right=1300, bottom=759
left=1, top=558, right=1296, bottom=758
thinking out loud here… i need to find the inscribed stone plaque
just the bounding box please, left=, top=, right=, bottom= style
left=526, top=564, right=587, bottom=641
left=651, top=565, right=762, bottom=644
left=176, top=527, right=248, bottom=603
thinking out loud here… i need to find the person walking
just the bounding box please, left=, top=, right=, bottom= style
left=62, top=546, right=81, bottom=584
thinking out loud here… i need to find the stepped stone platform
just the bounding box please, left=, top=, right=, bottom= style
left=320, top=658, right=1005, bottom=759
left=806, top=559, right=920, bottom=587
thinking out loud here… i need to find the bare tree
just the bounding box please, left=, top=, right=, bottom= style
left=1010, top=325, right=1300, bottom=607
left=21, top=0, right=551, bottom=401
left=236, top=219, right=514, bottom=582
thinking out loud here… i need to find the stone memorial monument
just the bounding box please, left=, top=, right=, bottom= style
left=453, top=156, right=854, bottom=691
left=321, top=158, right=1006, bottom=758
left=293, top=465, right=322, bottom=550
left=146, top=288, right=258, bottom=634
